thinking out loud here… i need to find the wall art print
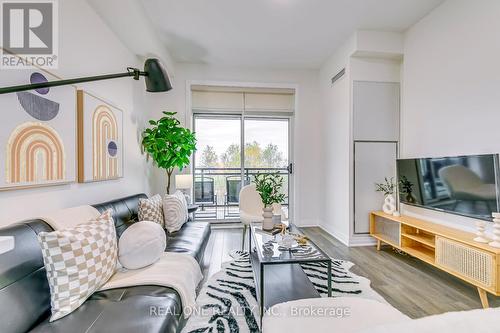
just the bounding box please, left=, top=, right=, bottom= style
left=77, top=90, right=123, bottom=183
left=0, top=66, right=76, bottom=190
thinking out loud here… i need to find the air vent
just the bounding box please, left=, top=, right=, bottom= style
left=331, top=68, right=345, bottom=84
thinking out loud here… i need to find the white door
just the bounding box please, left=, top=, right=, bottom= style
left=354, top=141, right=398, bottom=234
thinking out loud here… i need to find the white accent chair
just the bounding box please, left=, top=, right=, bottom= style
left=439, top=165, right=496, bottom=210
left=239, top=184, right=264, bottom=250
left=239, top=184, right=287, bottom=250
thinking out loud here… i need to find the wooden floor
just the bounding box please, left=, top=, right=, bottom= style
left=199, top=224, right=499, bottom=319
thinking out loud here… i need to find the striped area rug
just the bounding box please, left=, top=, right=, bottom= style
left=181, top=250, right=386, bottom=333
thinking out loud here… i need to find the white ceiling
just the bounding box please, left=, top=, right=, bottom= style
left=140, top=0, right=444, bottom=69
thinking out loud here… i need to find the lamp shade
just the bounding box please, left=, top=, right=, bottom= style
left=144, top=58, right=172, bottom=92
left=176, top=174, right=193, bottom=189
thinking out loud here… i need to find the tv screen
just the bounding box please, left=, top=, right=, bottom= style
left=397, top=154, right=500, bottom=221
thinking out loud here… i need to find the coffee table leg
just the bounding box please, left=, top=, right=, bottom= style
left=260, top=263, right=264, bottom=320
left=327, top=260, right=332, bottom=297
left=248, top=227, right=252, bottom=253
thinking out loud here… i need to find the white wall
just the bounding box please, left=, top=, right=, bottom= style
left=150, top=63, right=323, bottom=227
left=319, top=36, right=356, bottom=244
left=0, top=0, right=175, bottom=225
left=401, top=0, right=500, bottom=232
left=319, top=31, right=402, bottom=245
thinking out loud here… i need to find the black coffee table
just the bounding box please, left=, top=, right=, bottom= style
left=249, top=224, right=332, bottom=318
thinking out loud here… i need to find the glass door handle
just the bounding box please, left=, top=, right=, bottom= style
left=287, top=163, right=293, bottom=174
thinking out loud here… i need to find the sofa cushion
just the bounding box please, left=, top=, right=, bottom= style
left=163, top=191, right=188, bottom=233
left=0, top=220, right=53, bottom=333
left=118, top=221, right=166, bottom=269
left=92, top=194, right=147, bottom=238
left=38, top=209, right=118, bottom=321
left=165, top=221, right=211, bottom=263
left=138, top=195, right=164, bottom=227
left=28, top=285, right=182, bottom=333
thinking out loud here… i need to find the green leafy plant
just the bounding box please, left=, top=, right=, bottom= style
left=399, top=176, right=416, bottom=203
left=142, top=112, right=196, bottom=194
left=375, top=177, right=396, bottom=196
left=398, top=176, right=414, bottom=195
left=253, top=172, right=286, bottom=207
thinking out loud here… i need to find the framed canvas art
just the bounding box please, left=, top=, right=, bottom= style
left=77, top=90, right=123, bottom=183
left=0, top=58, right=77, bottom=190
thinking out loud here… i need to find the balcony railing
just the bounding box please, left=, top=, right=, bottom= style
left=194, top=167, right=289, bottom=221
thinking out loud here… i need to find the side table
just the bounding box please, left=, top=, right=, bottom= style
left=187, top=204, right=199, bottom=221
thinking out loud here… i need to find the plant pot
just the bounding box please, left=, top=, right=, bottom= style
left=262, top=206, right=274, bottom=230
left=382, top=194, right=396, bottom=215
left=405, top=193, right=416, bottom=204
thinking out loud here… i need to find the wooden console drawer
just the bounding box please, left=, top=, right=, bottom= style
left=436, top=237, right=495, bottom=290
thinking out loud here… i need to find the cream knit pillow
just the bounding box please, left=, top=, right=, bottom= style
left=163, top=191, right=188, bottom=233
left=38, top=209, right=118, bottom=321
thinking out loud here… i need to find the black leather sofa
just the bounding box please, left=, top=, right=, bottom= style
left=0, top=194, right=211, bottom=333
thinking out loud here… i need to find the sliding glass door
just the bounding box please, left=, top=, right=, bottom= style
left=193, top=114, right=291, bottom=222
left=244, top=118, right=290, bottom=217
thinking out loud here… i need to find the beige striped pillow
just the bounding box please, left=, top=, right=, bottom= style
left=38, top=209, right=118, bottom=321
left=163, top=191, right=188, bottom=233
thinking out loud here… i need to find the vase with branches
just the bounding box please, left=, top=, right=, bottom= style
left=253, top=172, right=286, bottom=230
left=375, top=177, right=397, bottom=214
left=142, top=112, right=196, bottom=194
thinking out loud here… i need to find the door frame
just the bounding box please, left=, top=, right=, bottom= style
left=186, top=80, right=297, bottom=223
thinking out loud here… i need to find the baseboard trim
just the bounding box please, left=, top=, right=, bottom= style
left=298, top=223, right=321, bottom=228
left=348, top=235, right=377, bottom=247
left=316, top=226, right=350, bottom=247
left=312, top=226, right=377, bottom=247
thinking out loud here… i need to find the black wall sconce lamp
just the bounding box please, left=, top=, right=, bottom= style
left=0, top=58, right=172, bottom=95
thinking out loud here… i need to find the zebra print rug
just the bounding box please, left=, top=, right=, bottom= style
left=181, top=250, right=386, bottom=333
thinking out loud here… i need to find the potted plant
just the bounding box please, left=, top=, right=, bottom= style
left=142, top=112, right=196, bottom=194
left=375, top=177, right=397, bottom=215
left=253, top=172, right=286, bottom=230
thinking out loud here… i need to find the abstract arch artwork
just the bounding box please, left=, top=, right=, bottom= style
left=77, top=90, right=123, bottom=183
left=6, top=122, right=65, bottom=184
left=0, top=64, right=76, bottom=190
left=92, top=105, right=118, bottom=180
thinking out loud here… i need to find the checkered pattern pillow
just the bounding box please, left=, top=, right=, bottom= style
left=138, top=194, right=164, bottom=227
left=38, top=209, right=118, bottom=322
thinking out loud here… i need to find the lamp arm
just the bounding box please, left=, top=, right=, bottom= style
left=0, top=67, right=147, bottom=95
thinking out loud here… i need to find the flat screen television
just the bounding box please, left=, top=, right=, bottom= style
left=397, top=154, right=500, bottom=221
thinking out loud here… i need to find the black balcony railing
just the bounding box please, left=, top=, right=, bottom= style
left=193, top=167, right=289, bottom=220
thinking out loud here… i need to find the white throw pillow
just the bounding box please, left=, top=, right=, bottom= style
left=118, top=221, right=166, bottom=269
left=38, top=209, right=118, bottom=322
left=163, top=191, right=188, bottom=233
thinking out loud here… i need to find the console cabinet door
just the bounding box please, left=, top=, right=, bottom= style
left=354, top=141, right=397, bottom=234
left=436, top=237, right=496, bottom=290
